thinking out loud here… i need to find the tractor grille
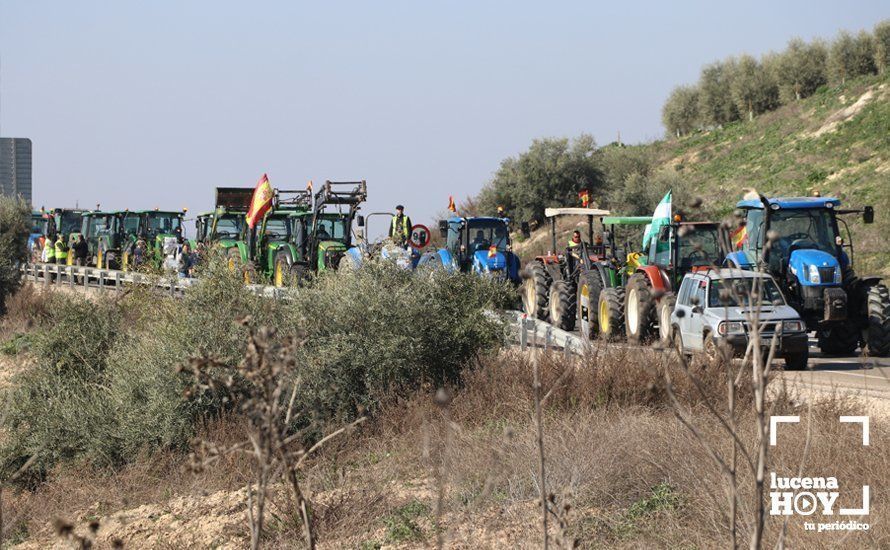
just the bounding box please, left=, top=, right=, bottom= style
left=818, top=267, right=836, bottom=283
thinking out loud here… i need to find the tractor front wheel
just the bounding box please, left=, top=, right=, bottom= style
left=658, top=293, right=677, bottom=345
left=598, top=287, right=625, bottom=340
left=548, top=280, right=576, bottom=331
left=625, top=273, right=656, bottom=345
left=273, top=254, right=289, bottom=287
left=577, top=270, right=603, bottom=340
left=523, top=262, right=551, bottom=321
left=867, top=284, right=890, bottom=357
left=817, top=323, right=860, bottom=356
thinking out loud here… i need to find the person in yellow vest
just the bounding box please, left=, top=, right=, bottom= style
left=54, top=234, right=68, bottom=265
left=42, top=237, right=55, bottom=263
left=567, top=230, right=583, bottom=259
left=389, top=205, right=412, bottom=248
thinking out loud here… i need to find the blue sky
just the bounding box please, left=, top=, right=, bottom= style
left=1, top=0, right=886, bottom=232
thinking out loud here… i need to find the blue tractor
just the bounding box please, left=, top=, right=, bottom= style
left=728, top=195, right=890, bottom=356
left=419, top=216, right=522, bottom=284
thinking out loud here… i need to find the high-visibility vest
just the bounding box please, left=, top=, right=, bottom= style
left=55, top=238, right=68, bottom=260
left=567, top=239, right=581, bottom=248
left=391, top=214, right=410, bottom=239
left=44, top=240, right=55, bottom=261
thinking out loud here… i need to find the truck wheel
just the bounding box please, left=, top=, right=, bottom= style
left=523, top=262, right=551, bottom=321
left=626, top=273, right=656, bottom=345
left=867, top=284, right=890, bottom=357
left=598, top=287, right=625, bottom=340
left=658, top=293, right=677, bottom=345
left=784, top=347, right=809, bottom=371
left=548, top=280, right=576, bottom=331
left=577, top=270, right=603, bottom=340
left=817, top=323, right=860, bottom=356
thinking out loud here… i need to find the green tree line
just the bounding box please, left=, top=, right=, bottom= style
left=663, top=19, right=890, bottom=136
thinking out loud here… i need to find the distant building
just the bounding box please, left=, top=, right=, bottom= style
left=0, top=138, right=32, bottom=205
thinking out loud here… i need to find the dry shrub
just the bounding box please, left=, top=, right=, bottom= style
left=1, top=284, right=50, bottom=333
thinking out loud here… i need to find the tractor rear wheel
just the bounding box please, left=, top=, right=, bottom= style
left=549, top=280, right=576, bottom=331
left=598, top=287, right=625, bottom=340
left=625, top=273, right=656, bottom=345
left=577, top=270, right=603, bottom=340
left=658, top=293, right=677, bottom=345
left=817, top=323, right=860, bottom=356
left=867, top=284, right=890, bottom=357
left=523, top=262, right=551, bottom=321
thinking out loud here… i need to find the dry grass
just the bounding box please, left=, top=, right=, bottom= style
left=5, top=347, right=887, bottom=548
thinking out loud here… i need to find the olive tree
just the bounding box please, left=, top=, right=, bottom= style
left=829, top=30, right=877, bottom=84
left=697, top=59, right=740, bottom=128
left=874, top=20, right=890, bottom=74
left=662, top=85, right=700, bottom=137
left=775, top=38, right=828, bottom=102
left=0, top=196, right=31, bottom=314
left=731, top=55, right=779, bottom=121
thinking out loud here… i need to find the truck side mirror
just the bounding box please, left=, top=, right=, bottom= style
left=357, top=215, right=365, bottom=227
left=438, top=220, right=448, bottom=239
left=863, top=206, right=874, bottom=224
left=520, top=221, right=531, bottom=239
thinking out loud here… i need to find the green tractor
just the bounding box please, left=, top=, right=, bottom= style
left=39, top=208, right=86, bottom=265
left=81, top=210, right=127, bottom=269
left=623, top=217, right=726, bottom=345
left=194, top=188, right=252, bottom=280
left=120, top=209, right=187, bottom=270
left=589, top=215, right=654, bottom=340
left=262, top=180, right=368, bottom=286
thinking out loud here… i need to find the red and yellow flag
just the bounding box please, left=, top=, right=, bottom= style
left=448, top=196, right=456, bottom=212
left=246, top=174, right=274, bottom=228
left=578, top=189, right=590, bottom=207
left=731, top=224, right=747, bottom=249
left=488, top=245, right=498, bottom=259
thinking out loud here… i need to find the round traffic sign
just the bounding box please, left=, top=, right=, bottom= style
left=408, top=224, right=431, bottom=249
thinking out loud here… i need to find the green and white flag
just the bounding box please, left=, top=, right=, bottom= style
left=642, top=190, right=671, bottom=251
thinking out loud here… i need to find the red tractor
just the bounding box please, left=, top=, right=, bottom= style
left=624, top=218, right=727, bottom=344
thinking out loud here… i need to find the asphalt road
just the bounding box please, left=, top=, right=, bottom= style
left=781, top=335, right=890, bottom=400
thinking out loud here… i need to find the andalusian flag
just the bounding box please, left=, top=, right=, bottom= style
left=642, top=190, right=672, bottom=251
left=246, top=174, right=274, bottom=228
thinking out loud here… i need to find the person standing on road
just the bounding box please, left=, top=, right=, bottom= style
left=42, top=237, right=55, bottom=263
left=54, top=234, right=68, bottom=265
left=72, top=235, right=89, bottom=267
left=389, top=205, right=412, bottom=248
left=177, top=242, right=196, bottom=278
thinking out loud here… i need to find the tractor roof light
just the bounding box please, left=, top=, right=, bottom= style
left=673, top=214, right=682, bottom=222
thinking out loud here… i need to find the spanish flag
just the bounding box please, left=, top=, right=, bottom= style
left=246, top=174, right=274, bottom=228
left=488, top=245, right=498, bottom=259
left=578, top=189, right=590, bottom=207
left=731, top=224, right=747, bottom=249
left=448, top=196, right=456, bottom=212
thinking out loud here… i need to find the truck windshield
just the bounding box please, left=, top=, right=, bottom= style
left=708, top=277, right=785, bottom=307
left=315, top=217, right=349, bottom=241
left=214, top=214, right=243, bottom=239
left=146, top=213, right=182, bottom=235
left=467, top=220, right=510, bottom=252
left=768, top=208, right=837, bottom=257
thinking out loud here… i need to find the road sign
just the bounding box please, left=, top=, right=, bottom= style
left=408, top=224, right=431, bottom=249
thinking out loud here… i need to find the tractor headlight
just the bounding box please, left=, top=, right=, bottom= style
left=808, top=264, right=820, bottom=284
left=781, top=320, right=804, bottom=332
left=718, top=321, right=745, bottom=335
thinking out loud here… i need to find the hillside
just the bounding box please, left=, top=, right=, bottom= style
left=516, top=73, right=890, bottom=275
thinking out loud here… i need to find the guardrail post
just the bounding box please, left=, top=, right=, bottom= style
left=519, top=317, right=528, bottom=350
left=544, top=326, right=552, bottom=351
left=99, top=270, right=105, bottom=292
left=115, top=272, right=121, bottom=294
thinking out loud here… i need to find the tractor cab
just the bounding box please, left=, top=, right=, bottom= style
left=730, top=195, right=887, bottom=356
left=29, top=211, right=49, bottom=261
left=81, top=210, right=126, bottom=268
left=304, top=180, right=367, bottom=273
left=642, top=219, right=724, bottom=287
left=43, top=208, right=86, bottom=264
left=435, top=215, right=520, bottom=282
left=121, top=209, right=186, bottom=270
left=251, top=188, right=314, bottom=285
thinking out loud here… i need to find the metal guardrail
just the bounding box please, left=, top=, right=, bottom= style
left=509, top=310, right=584, bottom=356
left=21, top=262, right=288, bottom=299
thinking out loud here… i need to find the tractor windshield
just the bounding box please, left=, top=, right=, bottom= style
left=708, top=277, right=785, bottom=307
left=467, top=220, right=510, bottom=253
left=768, top=208, right=837, bottom=258
left=87, top=215, right=119, bottom=238
left=214, top=214, right=244, bottom=239
left=677, top=226, right=721, bottom=269
left=123, top=214, right=140, bottom=235
left=262, top=215, right=290, bottom=240
left=315, top=216, right=349, bottom=242
left=31, top=215, right=44, bottom=234
left=146, top=213, right=182, bottom=236
left=58, top=212, right=82, bottom=234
